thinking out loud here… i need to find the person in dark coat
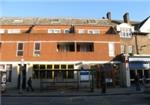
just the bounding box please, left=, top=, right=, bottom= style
left=27, top=77, right=34, bottom=91
left=134, top=74, right=141, bottom=91
left=100, top=65, right=106, bottom=93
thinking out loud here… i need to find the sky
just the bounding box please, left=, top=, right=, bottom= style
left=0, top=0, right=150, bottom=21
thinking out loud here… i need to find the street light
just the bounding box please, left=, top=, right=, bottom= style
left=19, top=58, right=24, bottom=93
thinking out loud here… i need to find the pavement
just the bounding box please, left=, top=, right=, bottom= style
left=1, top=86, right=144, bottom=97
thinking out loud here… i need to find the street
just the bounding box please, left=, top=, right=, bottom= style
left=1, top=94, right=150, bottom=105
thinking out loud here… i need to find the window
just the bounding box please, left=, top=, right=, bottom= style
left=8, top=29, right=20, bottom=34
left=108, top=42, right=115, bottom=57
left=6, top=64, right=12, bottom=82
left=87, top=19, right=96, bottom=24
left=88, top=29, right=100, bottom=34
left=17, top=42, right=24, bottom=56
left=0, top=29, right=5, bottom=33
left=77, top=42, right=94, bottom=52
left=57, top=42, right=75, bottom=52
left=64, top=29, right=70, bottom=33
left=67, top=65, right=74, bottom=79
left=32, top=64, right=53, bottom=79
left=0, top=64, right=5, bottom=70
left=48, top=29, right=61, bottom=33
left=33, top=42, right=41, bottom=56
left=128, top=45, right=134, bottom=54
left=78, top=29, right=86, bottom=34
left=120, top=28, right=132, bottom=38
left=121, top=45, right=126, bottom=54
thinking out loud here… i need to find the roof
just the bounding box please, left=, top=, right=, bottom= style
left=135, top=16, right=150, bottom=30
left=0, top=17, right=113, bottom=26
left=111, top=19, right=140, bottom=26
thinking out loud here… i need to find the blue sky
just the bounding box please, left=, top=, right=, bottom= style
left=0, top=0, right=149, bottom=21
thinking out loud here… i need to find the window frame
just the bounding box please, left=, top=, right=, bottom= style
left=33, top=42, right=41, bottom=57
left=48, top=29, right=61, bottom=33
left=0, top=29, right=5, bottom=33
left=8, top=29, right=20, bottom=34
left=16, top=42, right=24, bottom=56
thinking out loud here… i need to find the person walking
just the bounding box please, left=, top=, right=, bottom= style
left=100, top=65, right=106, bottom=93
left=27, top=77, right=34, bottom=92
left=134, top=73, right=141, bottom=91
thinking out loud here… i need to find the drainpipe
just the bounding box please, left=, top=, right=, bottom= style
left=134, top=31, right=139, bottom=54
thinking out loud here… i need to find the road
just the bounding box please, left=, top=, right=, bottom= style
left=1, top=94, right=150, bottom=105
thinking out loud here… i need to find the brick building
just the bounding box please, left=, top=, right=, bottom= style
left=0, top=17, right=121, bottom=89
left=111, top=12, right=150, bottom=87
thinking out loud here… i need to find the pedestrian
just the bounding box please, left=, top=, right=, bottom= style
left=142, top=75, right=146, bottom=86
left=96, top=65, right=101, bottom=88
left=100, top=65, right=106, bottom=93
left=134, top=73, right=141, bottom=91
left=27, top=77, right=34, bottom=92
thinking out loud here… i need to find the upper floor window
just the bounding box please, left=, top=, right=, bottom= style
left=64, top=29, right=70, bottom=34
left=17, top=42, right=24, bottom=56
left=121, top=45, right=126, bottom=54
left=57, top=42, right=75, bottom=52
left=8, top=29, right=20, bottom=34
left=88, top=29, right=100, bottom=35
left=77, top=42, right=94, bottom=52
left=48, top=29, right=61, bottom=33
left=78, top=29, right=86, bottom=34
left=108, top=42, right=115, bottom=57
left=120, top=28, right=132, bottom=38
left=33, top=42, right=41, bottom=56
left=0, top=29, right=5, bottom=33
left=128, top=45, right=134, bottom=54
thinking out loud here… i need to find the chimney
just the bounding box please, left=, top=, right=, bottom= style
left=106, top=12, right=111, bottom=20
left=123, top=12, right=130, bottom=23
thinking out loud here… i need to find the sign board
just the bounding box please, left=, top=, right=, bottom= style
left=80, top=70, right=90, bottom=81
left=129, top=62, right=150, bottom=69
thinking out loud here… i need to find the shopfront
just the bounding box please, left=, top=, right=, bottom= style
left=129, top=56, right=150, bottom=85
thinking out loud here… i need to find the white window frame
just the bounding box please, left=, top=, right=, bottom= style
left=121, top=45, right=126, bottom=54
left=78, top=29, right=86, bottom=34
left=0, top=29, right=5, bottom=33
left=8, top=29, right=20, bottom=34
left=33, top=42, right=41, bottom=57
left=108, top=42, right=115, bottom=57
left=120, top=28, right=132, bottom=38
left=17, top=42, right=24, bottom=56
left=64, top=29, right=70, bottom=33
left=128, top=45, right=133, bottom=54
left=88, top=29, right=100, bottom=35
left=48, top=29, right=61, bottom=33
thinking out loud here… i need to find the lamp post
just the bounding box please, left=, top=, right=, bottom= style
left=19, top=58, right=24, bottom=93
left=125, top=54, right=131, bottom=87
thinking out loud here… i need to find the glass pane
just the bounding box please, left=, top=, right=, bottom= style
left=144, top=70, right=149, bottom=78
left=17, top=51, right=23, bottom=56
left=35, top=43, right=40, bottom=50
left=33, top=64, right=39, bottom=70
left=68, top=70, right=74, bottom=79
left=130, top=70, right=135, bottom=79
left=18, top=43, right=23, bottom=50
left=137, top=70, right=143, bottom=79
left=47, top=65, right=53, bottom=69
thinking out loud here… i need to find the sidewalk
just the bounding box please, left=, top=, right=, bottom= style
left=2, top=87, right=144, bottom=97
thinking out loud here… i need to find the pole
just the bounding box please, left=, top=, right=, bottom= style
left=125, top=54, right=131, bottom=87
left=19, top=58, right=24, bottom=94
